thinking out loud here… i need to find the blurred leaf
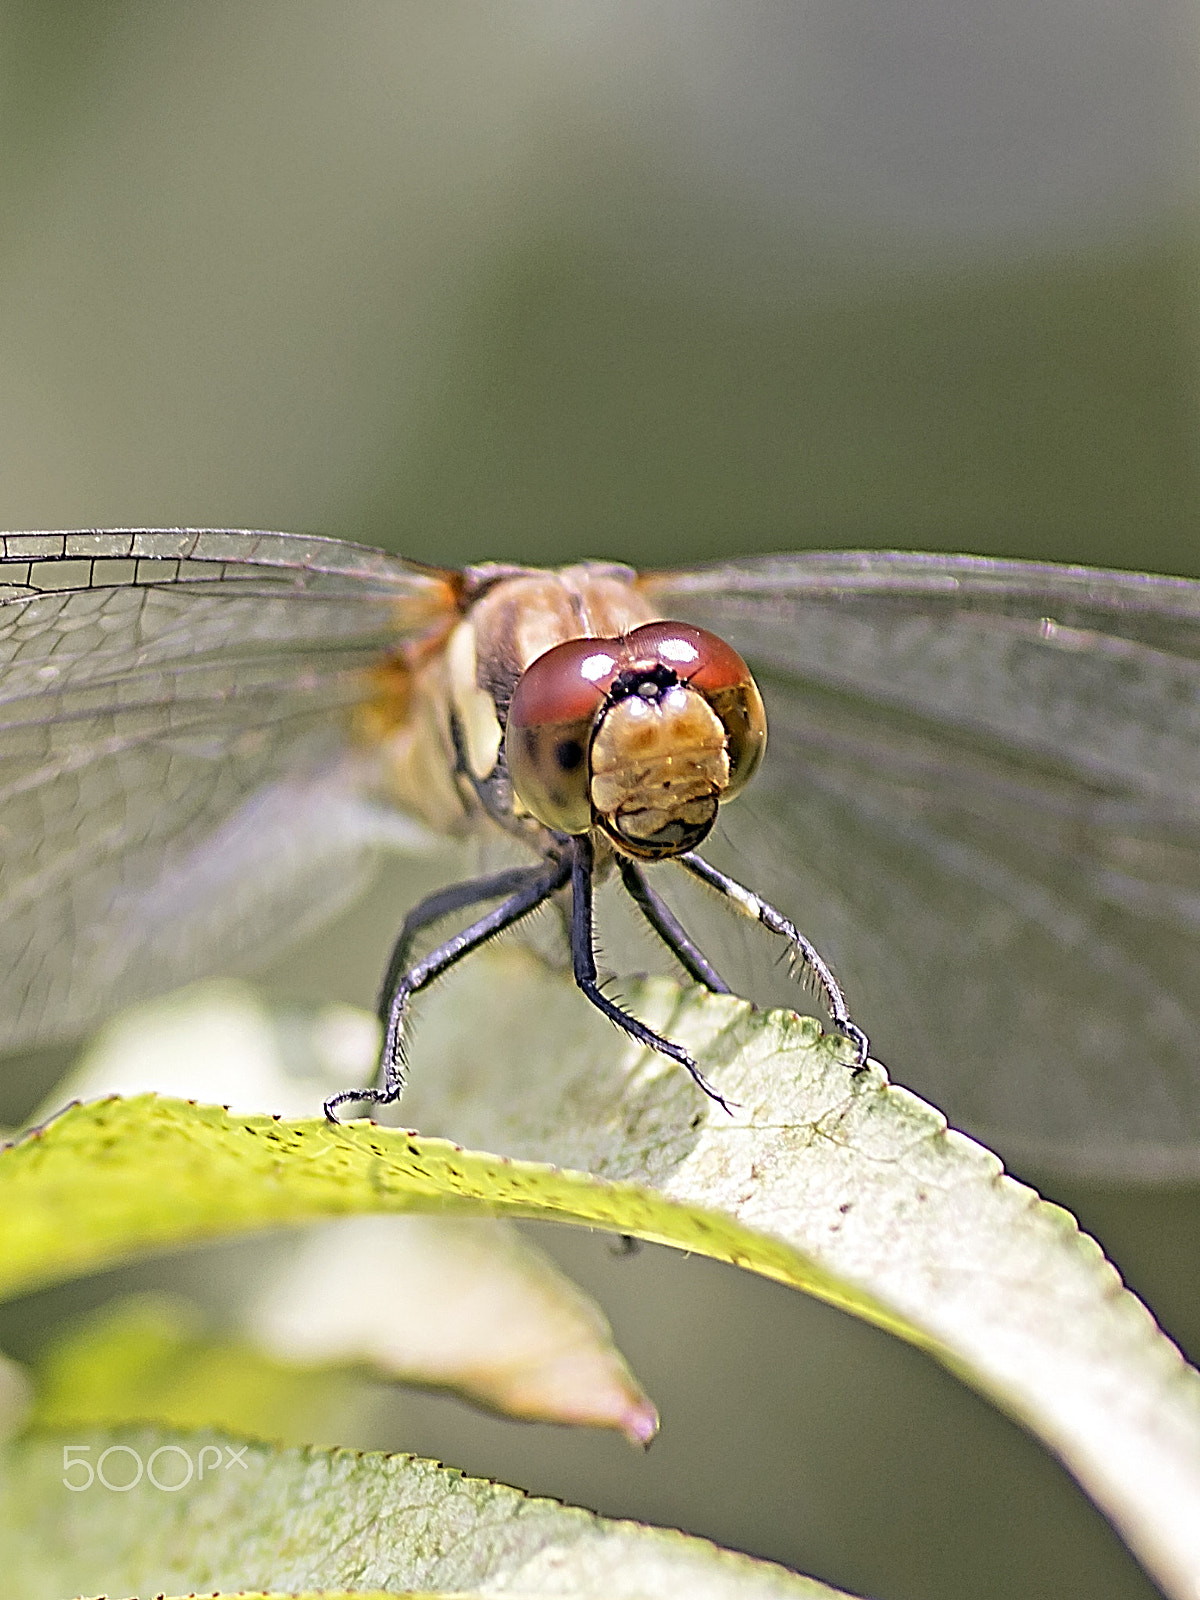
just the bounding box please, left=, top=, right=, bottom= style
left=26, top=1225, right=656, bottom=1446
left=248, top=1214, right=657, bottom=1443
left=0, top=1425, right=856, bottom=1600
left=27, top=1294, right=357, bottom=1447
left=0, top=1351, right=31, bottom=1443
left=39, top=986, right=656, bottom=1441
left=42, top=976, right=379, bottom=1119
left=3, top=950, right=1199, bottom=1598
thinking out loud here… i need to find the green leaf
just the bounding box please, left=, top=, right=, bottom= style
left=246, top=1214, right=657, bottom=1441
left=43, top=980, right=657, bottom=1439
left=28, top=1215, right=659, bottom=1446
left=0, top=1351, right=31, bottom=1443
left=4, top=949, right=1199, bottom=1599
left=0, top=1425, right=857, bottom=1599
left=1, top=1088, right=848, bottom=1315
left=26, top=1294, right=358, bottom=1446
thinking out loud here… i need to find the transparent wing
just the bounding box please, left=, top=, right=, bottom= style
left=0, top=530, right=460, bottom=1051
left=644, top=551, right=1200, bottom=1176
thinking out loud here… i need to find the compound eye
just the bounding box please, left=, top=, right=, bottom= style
left=505, top=636, right=620, bottom=833
left=623, top=621, right=767, bottom=799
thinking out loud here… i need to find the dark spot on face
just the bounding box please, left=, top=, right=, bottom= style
left=611, top=662, right=677, bottom=704
left=555, top=737, right=584, bottom=771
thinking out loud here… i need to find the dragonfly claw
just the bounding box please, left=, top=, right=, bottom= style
left=324, top=1085, right=396, bottom=1124
left=841, top=1021, right=871, bottom=1070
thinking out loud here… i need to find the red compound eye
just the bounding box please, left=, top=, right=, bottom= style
left=506, top=636, right=620, bottom=833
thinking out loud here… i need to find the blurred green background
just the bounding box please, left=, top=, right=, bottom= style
left=2, top=1, right=1197, bottom=575
left=1, top=3, right=1198, bottom=1598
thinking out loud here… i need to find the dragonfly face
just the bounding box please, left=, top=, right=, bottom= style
left=506, top=618, right=766, bottom=857
left=4, top=530, right=1200, bottom=1175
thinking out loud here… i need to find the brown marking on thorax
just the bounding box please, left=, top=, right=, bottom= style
left=466, top=565, right=661, bottom=716
left=360, top=563, right=661, bottom=835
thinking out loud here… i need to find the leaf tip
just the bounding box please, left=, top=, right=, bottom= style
left=623, top=1395, right=661, bottom=1449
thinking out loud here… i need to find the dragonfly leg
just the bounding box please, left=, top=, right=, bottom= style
left=677, top=852, right=869, bottom=1068
left=448, top=708, right=538, bottom=845
left=616, top=857, right=731, bottom=993
left=570, top=835, right=735, bottom=1113
left=324, top=856, right=570, bottom=1122
left=374, top=863, right=565, bottom=1018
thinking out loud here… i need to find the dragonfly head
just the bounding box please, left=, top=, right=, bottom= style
left=505, top=621, right=767, bottom=860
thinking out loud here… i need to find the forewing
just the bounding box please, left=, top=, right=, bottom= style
left=645, top=552, right=1200, bottom=1176
left=0, top=530, right=459, bottom=1051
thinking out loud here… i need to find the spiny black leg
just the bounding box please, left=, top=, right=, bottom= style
left=677, top=851, right=869, bottom=1066
left=375, top=863, right=560, bottom=1019
left=324, top=856, right=570, bottom=1122
left=570, top=835, right=734, bottom=1113
left=617, top=858, right=731, bottom=993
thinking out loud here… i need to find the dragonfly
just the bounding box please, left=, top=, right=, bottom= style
left=3, top=529, right=1200, bottom=1176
